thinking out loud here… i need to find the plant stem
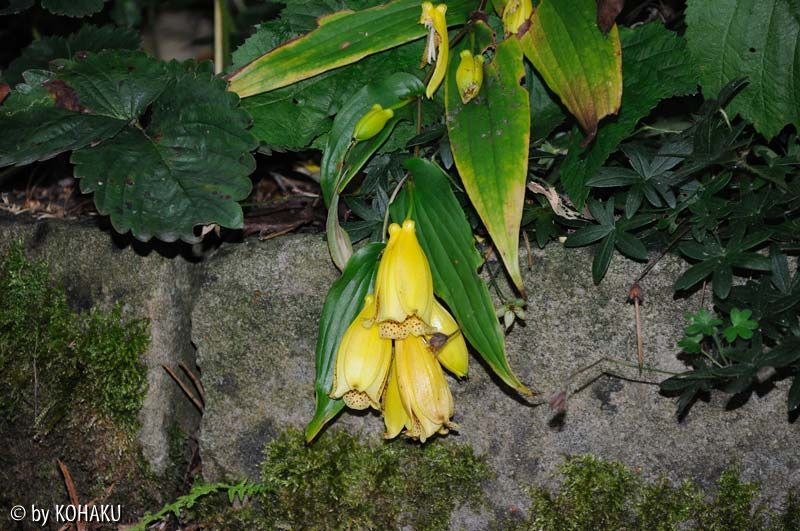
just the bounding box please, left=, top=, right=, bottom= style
left=382, top=173, right=409, bottom=241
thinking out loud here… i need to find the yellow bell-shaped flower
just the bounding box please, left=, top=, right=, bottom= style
left=374, top=220, right=434, bottom=332
left=419, top=2, right=449, bottom=99
left=428, top=299, right=468, bottom=378
left=455, top=50, right=484, bottom=104
left=502, top=0, right=532, bottom=34
left=353, top=104, right=394, bottom=141
left=330, top=295, right=392, bottom=410
left=393, top=336, right=456, bottom=442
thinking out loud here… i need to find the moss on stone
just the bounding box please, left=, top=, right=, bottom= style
left=164, top=429, right=491, bottom=530
left=0, top=241, right=149, bottom=430
left=506, top=455, right=799, bottom=531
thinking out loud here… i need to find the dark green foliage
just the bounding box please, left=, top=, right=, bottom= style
left=138, top=429, right=490, bottom=530
left=0, top=241, right=149, bottom=431
left=509, top=456, right=796, bottom=531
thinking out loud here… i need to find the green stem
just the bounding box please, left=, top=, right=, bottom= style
left=381, top=173, right=409, bottom=242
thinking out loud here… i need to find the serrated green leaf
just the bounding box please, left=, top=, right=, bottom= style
left=559, top=23, right=698, bottom=206
left=519, top=0, right=622, bottom=139
left=59, top=50, right=169, bottom=119
left=227, top=0, right=475, bottom=98
left=446, top=22, right=529, bottom=293
left=41, top=0, right=105, bottom=17
left=686, top=0, right=800, bottom=138
left=402, top=158, right=531, bottom=394
left=320, top=72, right=424, bottom=205
left=723, top=308, right=759, bottom=342
left=71, top=61, right=257, bottom=242
left=4, top=24, right=140, bottom=86
left=306, top=241, right=383, bottom=442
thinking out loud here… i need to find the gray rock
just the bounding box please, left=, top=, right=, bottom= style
left=193, top=232, right=799, bottom=522
left=0, top=212, right=200, bottom=474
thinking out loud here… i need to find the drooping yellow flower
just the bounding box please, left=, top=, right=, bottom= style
left=502, top=0, right=532, bottom=34
left=330, top=295, right=392, bottom=410
left=393, top=336, right=456, bottom=442
left=428, top=299, right=468, bottom=378
left=374, top=220, right=434, bottom=334
left=353, top=104, right=394, bottom=141
left=455, top=49, right=484, bottom=104
left=419, top=2, right=449, bottom=99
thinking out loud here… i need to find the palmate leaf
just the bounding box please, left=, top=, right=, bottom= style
left=686, top=0, right=800, bottom=138
left=227, top=0, right=475, bottom=98
left=72, top=60, right=257, bottom=242
left=445, top=22, right=530, bottom=294
left=518, top=0, right=622, bottom=141
left=559, top=23, right=698, bottom=206
left=400, top=158, right=531, bottom=394
left=306, top=242, right=384, bottom=442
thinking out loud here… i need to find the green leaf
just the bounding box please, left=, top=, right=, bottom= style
left=519, top=0, right=622, bottom=140
left=713, top=265, right=733, bottom=300
left=41, top=0, right=105, bottom=17
left=71, top=60, right=257, bottom=242
left=306, top=241, right=383, bottom=442
left=686, top=0, right=800, bottom=138
left=526, top=62, right=565, bottom=142
left=4, top=24, right=141, bottom=87
left=564, top=224, right=614, bottom=247
left=685, top=308, right=723, bottom=336
left=723, top=308, right=759, bottom=342
left=446, top=22, right=530, bottom=292
left=592, top=233, right=616, bottom=284
left=674, top=258, right=720, bottom=292
left=614, top=231, right=648, bottom=261
left=559, top=23, right=697, bottom=206
left=238, top=38, right=424, bottom=151
left=227, top=0, right=475, bottom=98
left=320, top=72, right=424, bottom=205
left=403, top=158, right=531, bottom=394
left=789, top=375, right=800, bottom=413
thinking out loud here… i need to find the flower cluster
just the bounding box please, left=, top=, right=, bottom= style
left=330, top=220, right=468, bottom=442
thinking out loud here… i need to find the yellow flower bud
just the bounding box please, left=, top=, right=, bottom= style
left=455, top=49, right=484, bottom=104
left=420, top=2, right=449, bottom=99
left=374, top=220, right=434, bottom=329
left=502, top=0, right=532, bottom=34
left=330, top=294, right=392, bottom=410
left=353, top=104, right=394, bottom=141
left=429, top=300, right=468, bottom=377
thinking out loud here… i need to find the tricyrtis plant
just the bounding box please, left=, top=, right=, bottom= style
left=2, top=0, right=799, bottom=435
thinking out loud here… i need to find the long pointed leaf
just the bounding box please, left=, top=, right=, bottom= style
left=227, top=0, right=475, bottom=98
left=403, top=158, right=531, bottom=394
left=445, top=22, right=530, bottom=293
left=306, top=242, right=384, bottom=442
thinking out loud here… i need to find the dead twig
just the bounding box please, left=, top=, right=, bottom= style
left=162, top=364, right=204, bottom=413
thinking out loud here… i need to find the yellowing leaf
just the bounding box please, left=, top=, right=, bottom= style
left=519, top=0, right=622, bottom=141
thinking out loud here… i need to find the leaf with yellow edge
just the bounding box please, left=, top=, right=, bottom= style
left=445, top=21, right=530, bottom=293
left=227, top=0, right=475, bottom=98
left=518, top=0, right=622, bottom=141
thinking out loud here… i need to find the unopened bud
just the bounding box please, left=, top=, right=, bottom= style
left=456, top=50, right=484, bottom=104
left=353, top=104, right=394, bottom=141
left=502, top=0, right=532, bottom=34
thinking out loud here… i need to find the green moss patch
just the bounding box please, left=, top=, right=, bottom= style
left=139, top=429, right=491, bottom=530
left=506, top=455, right=800, bottom=531
left=0, top=241, right=149, bottom=430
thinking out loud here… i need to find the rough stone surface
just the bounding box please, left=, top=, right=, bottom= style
left=0, top=212, right=200, bottom=474
left=193, top=232, right=800, bottom=524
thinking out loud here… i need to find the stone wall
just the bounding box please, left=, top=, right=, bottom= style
left=3, top=212, right=798, bottom=525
